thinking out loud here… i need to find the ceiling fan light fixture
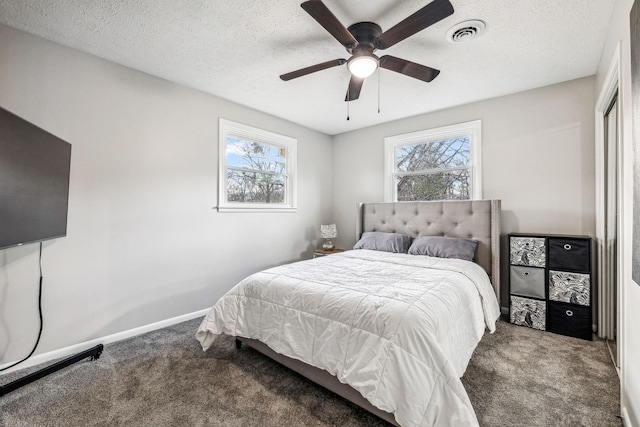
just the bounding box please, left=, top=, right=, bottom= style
left=347, top=55, right=379, bottom=78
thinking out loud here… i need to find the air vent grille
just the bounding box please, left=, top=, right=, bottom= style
left=446, top=20, right=486, bottom=43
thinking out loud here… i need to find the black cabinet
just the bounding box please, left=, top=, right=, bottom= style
left=508, top=233, right=593, bottom=340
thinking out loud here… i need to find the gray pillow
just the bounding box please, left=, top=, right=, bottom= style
left=408, top=236, right=478, bottom=261
left=353, top=232, right=412, bottom=254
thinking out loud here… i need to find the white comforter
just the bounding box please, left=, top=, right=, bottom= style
left=196, top=250, right=500, bottom=427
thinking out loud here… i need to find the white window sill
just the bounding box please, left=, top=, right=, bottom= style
left=216, top=206, right=297, bottom=213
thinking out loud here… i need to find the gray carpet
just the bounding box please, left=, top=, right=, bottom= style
left=0, top=318, right=621, bottom=427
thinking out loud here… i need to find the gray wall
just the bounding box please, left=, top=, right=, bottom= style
left=0, top=25, right=332, bottom=364
left=332, top=76, right=596, bottom=308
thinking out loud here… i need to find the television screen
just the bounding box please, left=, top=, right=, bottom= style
left=0, top=107, right=71, bottom=250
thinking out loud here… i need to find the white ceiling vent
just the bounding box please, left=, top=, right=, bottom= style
left=446, top=20, right=486, bottom=43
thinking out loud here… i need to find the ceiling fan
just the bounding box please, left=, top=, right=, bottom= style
left=280, top=0, right=455, bottom=101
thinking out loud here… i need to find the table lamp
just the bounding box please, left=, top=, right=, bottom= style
left=320, top=224, right=337, bottom=250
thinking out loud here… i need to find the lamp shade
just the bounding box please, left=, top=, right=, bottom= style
left=320, top=224, right=337, bottom=239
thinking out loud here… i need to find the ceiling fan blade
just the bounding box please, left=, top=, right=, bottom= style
left=374, top=0, right=454, bottom=50
left=379, top=55, right=440, bottom=82
left=301, top=0, right=358, bottom=48
left=280, top=59, right=346, bottom=81
left=345, top=76, right=364, bottom=101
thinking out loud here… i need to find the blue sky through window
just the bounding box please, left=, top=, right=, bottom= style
left=226, top=136, right=285, bottom=171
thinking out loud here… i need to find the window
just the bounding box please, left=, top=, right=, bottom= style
left=218, top=119, right=297, bottom=212
left=384, top=120, right=482, bottom=202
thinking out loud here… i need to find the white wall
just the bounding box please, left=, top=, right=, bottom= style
left=595, top=1, right=640, bottom=425
left=332, top=76, right=596, bottom=307
left=0, top=25, right=332, bottom=365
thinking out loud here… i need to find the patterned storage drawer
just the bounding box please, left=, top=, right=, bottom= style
left=510, top=266, right=545, bottom=299
left=510, top=295, right=546, bottom=331
left=548, top=237, right=590, bottom=272
left=547, top=302, right=592, bottom=340
left=549, top=270, right=590, bottom=306
left=510, top=237, right=546, bottom=267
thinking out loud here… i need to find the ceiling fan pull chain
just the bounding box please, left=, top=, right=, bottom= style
left=377, top=68, right=381, bottom=114
left=347, top=84, right=350, bottom=120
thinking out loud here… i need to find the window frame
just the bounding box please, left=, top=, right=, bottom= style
left=383, top=120, right=482, bottom=202
left=218, top=118, right=297, bottom=213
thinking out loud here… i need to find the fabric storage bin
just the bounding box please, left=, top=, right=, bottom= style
left=548, top=238, right=590, bottom=272
left=510, top=237, right=546, bottom=267
left=547, top=301, right=592, bottom=340
left=510, top=295, right=546, bottom=331
left=510, top=266, right=545, bottom=299
left=549, top=270, right=590, bottom=306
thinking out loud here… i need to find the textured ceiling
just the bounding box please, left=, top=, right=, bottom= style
left=0, top=0, right=615, bottom=135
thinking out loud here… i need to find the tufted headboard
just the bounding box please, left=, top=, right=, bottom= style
left=356, top=200, right=501, bottom=298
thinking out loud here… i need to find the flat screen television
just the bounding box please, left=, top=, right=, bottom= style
left=0, top=106, right=72, bottom=250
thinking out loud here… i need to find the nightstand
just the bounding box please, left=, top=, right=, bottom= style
left=313, top=248, right=345, bottom=258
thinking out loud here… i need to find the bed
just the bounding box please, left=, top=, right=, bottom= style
left=196, top=199, right=501, bottom=427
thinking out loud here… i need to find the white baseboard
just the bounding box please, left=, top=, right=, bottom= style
left=0, top=308, right=209, bottom=375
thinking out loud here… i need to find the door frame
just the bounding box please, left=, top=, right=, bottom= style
left=595, top=42, right=623, bottom=369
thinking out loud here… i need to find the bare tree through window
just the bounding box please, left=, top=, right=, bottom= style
left=226, top=137, right=286, bottom=204
left=395, top=137, right=470, bottom=201
left=218, top=119, right=297, bottom=212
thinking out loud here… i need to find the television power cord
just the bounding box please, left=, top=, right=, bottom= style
left=0, top=241, right=44, bottom=373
